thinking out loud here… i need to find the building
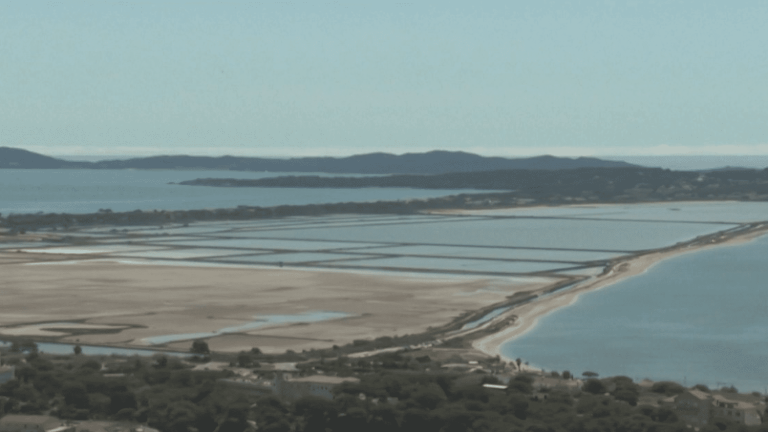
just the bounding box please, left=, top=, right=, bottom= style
left=274, top=373, right=360, bottom=401
left=671, top=389, right=712, bottom=426
left=532, top=376, right=583, bottom=395
left=217, top=373, right=360, bottom=401
left=0, top=415, right=72, bottom=432
left=670, top=390, right=762, bottom=426
left=0, top=367, right=15, bottom=385
left=711, top=395, right=763, bottom=426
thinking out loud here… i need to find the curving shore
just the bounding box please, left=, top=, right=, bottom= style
left=471, top=221, right=768, bottom=361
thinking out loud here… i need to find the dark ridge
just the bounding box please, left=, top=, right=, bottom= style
left=0, top=147, right=638, bottom=174
left=0, top=147, right=86, bottom=169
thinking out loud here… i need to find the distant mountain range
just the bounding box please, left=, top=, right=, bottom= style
left=0, top=147, right=637, bottom=174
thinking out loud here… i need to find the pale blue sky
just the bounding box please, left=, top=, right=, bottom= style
left=1, top=1, right=766, bottom=158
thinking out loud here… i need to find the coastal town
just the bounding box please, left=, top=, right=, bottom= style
left=1, top=340, right=766, bottom=431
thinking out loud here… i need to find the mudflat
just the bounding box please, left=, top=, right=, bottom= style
left=0, top=251, right=551, bottom=353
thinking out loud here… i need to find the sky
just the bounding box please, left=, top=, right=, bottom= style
left=1, top=1, right=767, bottom=159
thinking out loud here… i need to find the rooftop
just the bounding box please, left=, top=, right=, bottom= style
left=687, top=389, right=712, bottom=400
left=288, top=375, right=360, bottom=385
left=712, top=395, right=756, bottom=410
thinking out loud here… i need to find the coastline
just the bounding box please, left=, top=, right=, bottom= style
left=5, top=201, right=768, bottom=361
left=472, top=222, right=768, bottom=362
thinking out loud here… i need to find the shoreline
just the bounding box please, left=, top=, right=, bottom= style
left=471, top=222, right=768, bottom=362
left=5, top=202, right=768, bottom=361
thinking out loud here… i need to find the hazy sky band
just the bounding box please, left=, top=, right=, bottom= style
left=1, top=1, right=767, bottom=157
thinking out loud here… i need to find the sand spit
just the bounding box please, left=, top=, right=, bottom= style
left=472, top=222, right=768, bottom=361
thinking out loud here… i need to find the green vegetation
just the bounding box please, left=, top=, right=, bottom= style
left=190, top=340, right=210, bottom=355
left=1, top=349, right=765, bottom=431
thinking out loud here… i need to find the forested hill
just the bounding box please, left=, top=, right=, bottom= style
left=179, top=167, right=768, bottom=202
left=0, top=147, right=636, bottom=174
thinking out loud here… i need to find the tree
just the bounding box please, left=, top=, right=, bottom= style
left=153, top=355, right=168, bottom=368
left=562, top=370, right=572, bottom=380
left=190, top=340, right=210, bottom=354
left=16, top=366, right=37, bottom=383
left=583, top=379, right=607, bottom=394
left=237, top=351, right=253, bottom=367
left=62, top=382, right=90, bottom=409
left=516, top=358, right=522, bottom=370
left=582, top=371, right=599, bottom=378
left=73, top=345, right=82, bottom=355
left=295, top=397, right=339, bottom=432
left=614, top=388, right=639, bottom=406
left=650, top=381, right=685, bottom=396
left=109, top=391, right=137, bottom=414
left=507, top=374, right=534, bottom=394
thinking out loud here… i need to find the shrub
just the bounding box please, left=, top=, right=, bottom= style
left=583, top=379, right=607, bottom=395
left=651, top=381, right=685, bottom=396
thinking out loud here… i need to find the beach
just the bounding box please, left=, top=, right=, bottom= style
left=472, top=222, right=768, bottom=361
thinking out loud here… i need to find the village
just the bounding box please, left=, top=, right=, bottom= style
left=1, top=341, right=766, bottom=431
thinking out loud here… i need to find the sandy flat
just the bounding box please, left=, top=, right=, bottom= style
left=0, top=251, right=551, bottom=353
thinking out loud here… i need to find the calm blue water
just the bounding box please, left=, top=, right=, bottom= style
left=462, top=306, right=512, bottom=330
left=473, top=201, right=768, bottom=224
left=248, top=217, right=735, bottom=251
left=0, top=169, right=491, bottom=215
left=502, top=234, right=768, bottom=392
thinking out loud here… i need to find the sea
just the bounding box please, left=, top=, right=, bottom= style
left=501, top=234, right=768, bottom=393
left=0, top=169, right=494, bottom=215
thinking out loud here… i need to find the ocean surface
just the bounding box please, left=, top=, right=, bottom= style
left=0, top=169, right=493, bottom=215
left=501, top=234, right=768, bottom=392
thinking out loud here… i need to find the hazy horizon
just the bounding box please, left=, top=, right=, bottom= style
left=2, top=1, right=767, bottom=159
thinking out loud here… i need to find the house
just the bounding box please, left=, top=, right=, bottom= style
left=218, top=373, right=359, bottom=401
left=532, top=376, right=582, bottom=395
left=0, top=415, right=73, bottom=432
left=672, top=389, right=712, bottom=426
left=670, top=390, right=762, bottom=426
left=217, top=378, right=274, bottom=397
left=711, top=395, right=763, bottom=426
left=274, top=373, right=360, bottom=401
left=0, top=367, right=14, bottom=385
